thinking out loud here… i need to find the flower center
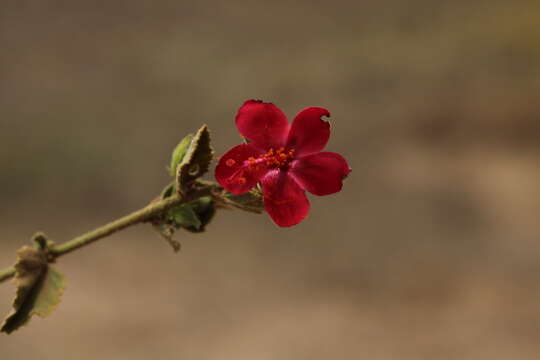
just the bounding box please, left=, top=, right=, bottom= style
left=245, top=147, right=295, bottom=170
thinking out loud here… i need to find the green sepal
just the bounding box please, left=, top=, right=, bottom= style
left=169, top=134, right=193, bottom=178
left=166, top=196, right=216, bottom=233
left=184, top=196, right=216, bottom=233
left=168, top=204, right=202, bottom=231
left=220, top=188, right=264, bottom=213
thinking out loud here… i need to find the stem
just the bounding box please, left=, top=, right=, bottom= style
left=0, top=192, right=183, bottom=284
left=0, top=268, right=16, bottom=283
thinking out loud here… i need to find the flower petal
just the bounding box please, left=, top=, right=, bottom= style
left=215, top=144, right=267, bottom=194
left=261, top=170, right=310, bottom=227
left=235, top=100, right=290, bottom=150
left=286, top=107, right=330, bottom=156
left=290, top=152, right=351, bottom=196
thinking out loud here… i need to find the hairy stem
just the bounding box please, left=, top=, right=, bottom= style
left=0, top=192, right=184, bottom=284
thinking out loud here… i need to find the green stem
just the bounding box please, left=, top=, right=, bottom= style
left=0, top=192, right=183, bottom=284
left=0, top=268, right=16, bottom=283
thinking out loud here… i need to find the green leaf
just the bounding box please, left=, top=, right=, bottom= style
left=184, top=197, right=216, bottom=233
left=176, top=125, right=213, bottom=195
left=1, top=246, right=65, bottom=334
left=189, top=196, right=212, bottom=213
left=169, top=205, right=202, bottom=230
left=169, top=134, right=193, bottom=177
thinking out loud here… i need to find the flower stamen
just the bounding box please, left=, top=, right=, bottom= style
left=244, top=147, right=295, bottom=170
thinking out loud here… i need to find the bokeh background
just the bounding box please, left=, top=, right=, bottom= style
left=1, top=1, right=540, bottom=358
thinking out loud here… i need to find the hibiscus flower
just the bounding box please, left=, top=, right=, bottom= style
left=215, top=100, right=351, bottom=227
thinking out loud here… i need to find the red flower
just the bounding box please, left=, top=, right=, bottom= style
left=216, top=100, right=351, bottom=227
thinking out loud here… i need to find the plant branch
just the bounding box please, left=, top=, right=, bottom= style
left=0, top=268, right=16, bottom=283
left=0, top=192, right=184, bottom=284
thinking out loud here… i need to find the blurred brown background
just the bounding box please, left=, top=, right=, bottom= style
left=1, top=0, right=540, bottom=358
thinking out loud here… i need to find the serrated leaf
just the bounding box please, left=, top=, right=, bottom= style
left=169, top=205, right=202, bottom=230
left=1, top=246, right=65, bottom=334
left=222, top=189, right=264, bottom=213
left=176, top=125, right=213, bottom=195
left=31, top=267, right=63, bottom=317
left=169, top=134, right=193, bottom=177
